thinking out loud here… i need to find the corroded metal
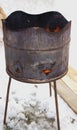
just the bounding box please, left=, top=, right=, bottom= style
left=2, top=11, right=71, bottom=83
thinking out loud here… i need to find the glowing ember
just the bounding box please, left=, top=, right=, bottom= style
left=54, top=27, right=60, bottom=32
left=45, top=26, right=60, bottom=32
left=42, top=69, right=51, bottom=75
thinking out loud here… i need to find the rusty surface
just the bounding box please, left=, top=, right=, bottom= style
left=2, top=11, right=71, bottom=83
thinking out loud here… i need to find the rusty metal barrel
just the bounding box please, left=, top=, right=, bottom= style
left=2, top=11, right=71, bottom=83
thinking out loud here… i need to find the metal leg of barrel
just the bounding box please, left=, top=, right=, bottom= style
left=3, top=76, right=11, bottom=125
left=53, top=80, right=60, bottom=130
left=49, top=82, right=52, bottom=96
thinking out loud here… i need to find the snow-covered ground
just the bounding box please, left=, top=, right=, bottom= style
left=0, top=0, right=77, bottom=130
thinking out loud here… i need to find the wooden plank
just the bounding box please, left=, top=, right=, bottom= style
left=62, top=66, right=77, bottom=95
left=57, top=79, right=77, bottom=114
left=67, top=66, right=77, bottom=82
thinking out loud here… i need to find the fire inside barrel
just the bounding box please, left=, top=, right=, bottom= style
left=45, top=26, right=61, bottom=32
left=2, top=11, right=71, bottom=83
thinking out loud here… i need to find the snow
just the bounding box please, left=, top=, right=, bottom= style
left=0, top=0, right=77, bottom=130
